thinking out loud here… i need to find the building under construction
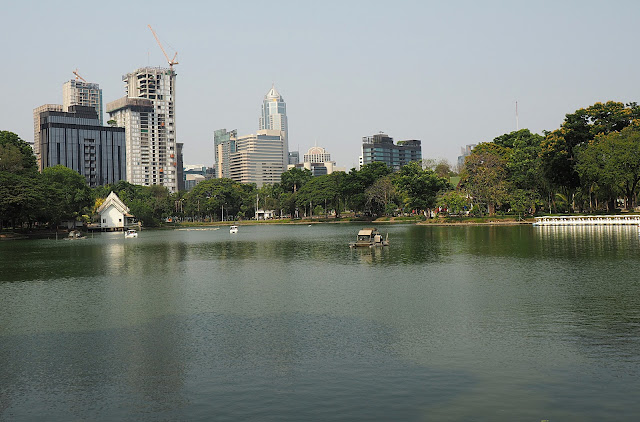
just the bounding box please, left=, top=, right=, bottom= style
left=107, top=67, right=178, bottom=192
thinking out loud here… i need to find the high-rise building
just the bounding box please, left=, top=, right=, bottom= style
left=33, top=104, right=63, bottom=170
left=259, top=85, right=288, bottom=168
left=35, top=105, right=126, bottom=187
left=289, top=145, right=343, bottom=176
left=215, top=129, right=286, bottom=187
left=107, top=67, right=178, bottom=192
left=303, top=146, right=332, bottom=163
left=63, top=79, right=103, bottom=125
left=361, top=133, right=422, bottom=171
left=176, top=142, right=185, bottom=191
left=457, top=144, right=476, bottom=170
left=288, top=151, right=299, bottom=165
left=214, top=129, right=237, bottom=179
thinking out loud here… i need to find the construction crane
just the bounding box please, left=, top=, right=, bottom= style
left=72, top=69, right=87, bottom=82
left=148, top=24, right=178, bottom=72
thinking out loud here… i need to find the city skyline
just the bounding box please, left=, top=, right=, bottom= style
left=3, top=1, right=640, bottom=170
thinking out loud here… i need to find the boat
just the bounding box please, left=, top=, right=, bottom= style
left=349, top=227, right=389, bottom=248
left=64, top=230, right=86, bottom=240
left=229, top=225, right=238, bottom=234
left=124, top=229, right=138, bottom=238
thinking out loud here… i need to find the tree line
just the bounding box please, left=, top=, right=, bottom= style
left=460, top=101, right=640, bottom=215
left=3, top=100, right=640, bottom=230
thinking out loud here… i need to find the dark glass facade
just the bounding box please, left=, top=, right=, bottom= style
left=38, top=106, right=126, bottom=187
left=361, top=133, right=422, bottom=171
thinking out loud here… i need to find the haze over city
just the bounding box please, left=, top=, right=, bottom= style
left=2, top=0, right=639, bottom=169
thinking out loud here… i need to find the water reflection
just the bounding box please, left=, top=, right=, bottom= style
left=2, top=224, right=640, bottom=420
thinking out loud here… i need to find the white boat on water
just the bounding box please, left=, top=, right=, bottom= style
left=349, top=227, right=389, bottom=248
left=125, top=229, right=138, bottom=238
left=229, top=225, right=238, bottom=234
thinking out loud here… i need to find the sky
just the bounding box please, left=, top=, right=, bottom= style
left=2, top=0, right=640, bottom=170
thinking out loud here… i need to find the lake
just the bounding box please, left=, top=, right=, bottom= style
left=1, top=223, right=640, bottom=421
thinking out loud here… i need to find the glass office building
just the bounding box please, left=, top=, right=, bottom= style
left=36, top=105, right=126, bottom=187
left=361, top=133, right=422, bottom=171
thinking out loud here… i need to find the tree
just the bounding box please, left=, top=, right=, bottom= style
left=186, top=178, right=248, bottom=221
left=0, top=131, right=37, bottom=174
left=42, top=165, right=92, bottom=227
left=296, top=174, right=340, bottom=218
left=343, top=162, right=392, bottom=213
left=437, top=190, right=469, bottom=215
left=540, top=102, right=640, bottom=210
left=575, top=125, right=640, bottom=210
left=393, top=161, right=449, bottom=216
left=462, top=151, right=509, bottom=215
left=0, top=131, right=44, bottom=229
left=365, top=176, right=396, bottom=216
left=280, top=167, right=312, bottom=193
left=434, top=159, right=453, bottom=180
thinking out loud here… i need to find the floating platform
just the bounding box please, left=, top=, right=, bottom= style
left=533, top=215, right=640, bottom=226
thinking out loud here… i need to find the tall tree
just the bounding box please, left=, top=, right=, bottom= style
left=0, top=131, right=44, bottom=229
left=42, top=165, right=92, bottom=227
left=365, top=176, right=397, bottom=216
left=393, top=161, right=449, bottom=216
left=462, top=151, right=509, bottom=215
left=0, top=131, right=37, bottom=173
left=540, top=102, right=640, bottom=210
left=575, top=125, right=640, bottom=210
left=280, top=167, right=312, bottom=193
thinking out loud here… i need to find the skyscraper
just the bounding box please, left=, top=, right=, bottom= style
left=63, top=79, right=104, bottom=125
left=107, top=67, right=178, bottom=192
left=214, top=128, right=286, bottom=187
left=259, top=85, right=288, bottom=168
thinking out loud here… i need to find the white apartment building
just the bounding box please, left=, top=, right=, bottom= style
left=63, top=79, right=103, bottom=125
left=107, top=67, right=178, bottom=192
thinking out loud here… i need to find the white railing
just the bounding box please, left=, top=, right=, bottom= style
left=533, top=215, right=640, bottom=226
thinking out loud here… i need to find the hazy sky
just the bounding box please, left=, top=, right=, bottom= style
left=2, top=0, right=639, bottom=170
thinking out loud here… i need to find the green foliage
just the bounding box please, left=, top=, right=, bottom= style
left=540, top=102, right=640, bottom=202
left=462, top=152, right=508, bottom=215
left=342, top=162, right=392, bottom=213
left=575, top=125, right=640, bottom=210
left=42, top=165, right=92, bottom=226
left=185, top=178, right=252, bottom=221
left=0, top=131, right=37, bottom=174
left=365, top=176, right=397, bottom=216
left=296, top=174, right=341, bottom=217
left=280, top=167, right=312, bottom=193
left=393, top=161, right=449, bottom=215
left=437, top=190, right=468, bottom=215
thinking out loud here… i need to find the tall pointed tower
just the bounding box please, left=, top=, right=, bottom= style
left=259, top=84, right=288, bottom=168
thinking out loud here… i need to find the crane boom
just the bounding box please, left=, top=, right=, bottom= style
left=148, top=24, right=178, bottom=70
left=72, top=69, right=87, bottom=82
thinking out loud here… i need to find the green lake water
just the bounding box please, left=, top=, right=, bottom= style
left=1, top=224, right=639, bottom=421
